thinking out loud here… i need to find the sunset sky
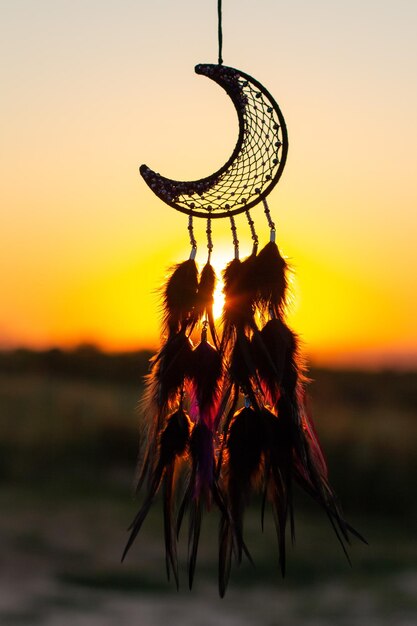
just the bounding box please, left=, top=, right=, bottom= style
left=1, top=0, right=416, bottom=367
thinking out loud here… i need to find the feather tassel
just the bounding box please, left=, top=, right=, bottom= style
left=163, top=258, right=199, bottom=334
left=125, top=221, right=365, bottom=594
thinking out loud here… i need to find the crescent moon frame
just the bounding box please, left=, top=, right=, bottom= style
left=140, top=64, right=288, bottom=219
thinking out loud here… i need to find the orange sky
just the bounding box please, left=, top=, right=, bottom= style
left=1, top=1, right=417, bottom=368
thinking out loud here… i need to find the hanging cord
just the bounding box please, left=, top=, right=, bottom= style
left=217, top=0, right=223, bottom=65
left=188, top=215, right=197, bottom=259
left=206, top=216, right=213, bottom=263
left=229, top=215, right=239, bottom=259
left=245, top=209, right=259, bottom=255
left=262, top=198, right=276, bottom=242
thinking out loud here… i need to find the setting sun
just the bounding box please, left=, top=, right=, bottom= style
left=209, top=252, right=231, bottom=321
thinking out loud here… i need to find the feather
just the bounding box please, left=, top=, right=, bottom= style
left=159, top=405, right=190, bottom=463
left=190, top=421, right=215, bottom=500
left=176, top=422, right=218, bottom=589
left=221, top=257, right=243, bottom=351
left=137, top=326, right=193, bottom=491
left=230, top=334, right=259, bottom=404
left=134, top=261, right=196, bottom=496
left=150, top=330, right=193, bottom=411
left=121, top=492, right=154, bottom=563
left=251, top=317, right=299, bottom=407
left=195, top=262, right=219, bottom=346
left=293, top=406, right=351, bottom=544
left=122, top=408, right=190, bottom=564
left=225, top=406, right=265, bottom=560
left=183, top=334, right=223, bottom=586
left=261, top=406, right=294, bottom=576
left=274, top=391, right=368, bottom=557
left=215, top=381, right=240, bottom=479
left=292, top=460, right=366, bottom=555
left=221, top=253, right=264, bottom=408
left=221, top=254, right=258, bottom=343
left=189, top=337, right=223, bottom=429
left=163, top=258, right=199, bottom=334
left=255, top=241, right=288, bottom=317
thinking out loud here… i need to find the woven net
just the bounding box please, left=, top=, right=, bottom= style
left=140, top=64, right=288, bottom=219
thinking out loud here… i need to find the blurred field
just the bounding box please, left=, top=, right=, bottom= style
left=0, top=348, right=416, bottom=625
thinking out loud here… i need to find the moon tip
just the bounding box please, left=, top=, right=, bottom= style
left=194, top=63, right=213, bottom=76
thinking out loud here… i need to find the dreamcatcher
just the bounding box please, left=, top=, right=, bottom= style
left=122, top=0, right=365, bottom=596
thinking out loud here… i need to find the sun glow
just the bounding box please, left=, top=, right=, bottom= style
left=210, top=248, right=234, bottom=321
left=212, top=280, right=225, bottom=321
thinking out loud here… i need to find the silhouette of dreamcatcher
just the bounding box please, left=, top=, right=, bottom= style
left=122, top=0, right=365, bottom=596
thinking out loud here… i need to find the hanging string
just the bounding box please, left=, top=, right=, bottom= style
left=206, top=217, right=213, bottom=262
left=245, top=209, right=259, bottom=254
left=262, top=198, right=276, bottom=241
left=188, top=215, right=197, bottom=259
left=217, top=0, right=223, bottom=65
left=229, top=215, right=239, bottom=259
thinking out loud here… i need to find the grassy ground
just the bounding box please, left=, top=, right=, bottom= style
left=0, top=355, right=416, bottom=625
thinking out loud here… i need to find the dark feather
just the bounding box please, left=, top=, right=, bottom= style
left=122, top=408, right=190, bottom=564
left=151, top=330, right=193, bottom=410
left=252, top=318, right=299, bottom=406
left=215, top=382, right=240, bottom=477
left=293, top=464, right=364, bottom=557
left=261, top=407, right=293, bottom=575
left=163, top=259, right=199, bottom=334
left=238, top=252, right=259, bottom=312
left=225, top=406, right=265, bottom=560
left=221, top=253, right=270, bottom=409
left=159, top=406, right=191, bottom=463
left=288, top=396, right=367, bottom=553
left=228, top=406, right=265, bottom=491
left=137, top=330, right=192, bottom=491
left=221, top=257, right=243, bottom=351
left=177, top=422, right=218, bottom=588
left=195, top=262, right=219, bottom=346
left=255, top=241, right=288, bottom=317
left=221, top=254, right=259, bottom=355
left=189, top=421, right=215, bottom=500
left=121, top=492, right=154, bottom=563
left=230, top=334, right=259, bottom=403
left=221, top=254, right=258, bottom=343
left=189, top=338, right=223, bottom=427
